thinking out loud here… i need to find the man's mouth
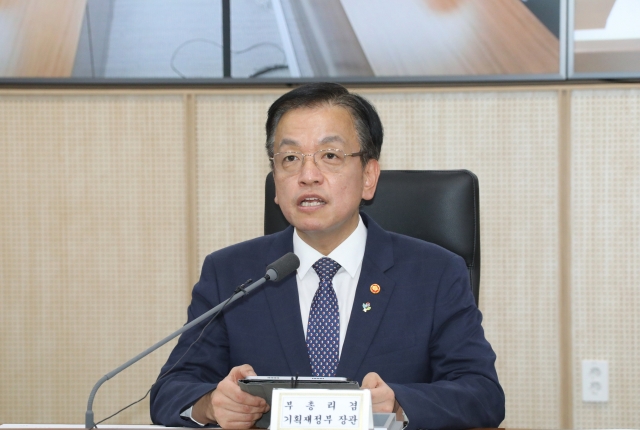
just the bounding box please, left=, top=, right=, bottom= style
left=300, top=197, right=326, bottom=207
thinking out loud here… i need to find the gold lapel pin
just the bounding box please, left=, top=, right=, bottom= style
left=370, top=284, right=381, bottom=294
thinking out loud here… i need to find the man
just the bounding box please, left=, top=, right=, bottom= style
left=150, top=83, right=505, bottom=429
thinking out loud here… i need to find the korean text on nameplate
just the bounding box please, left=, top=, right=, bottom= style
left=270, top=388, right=372, bottom=430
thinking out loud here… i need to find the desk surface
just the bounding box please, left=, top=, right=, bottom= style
left=0, top=426, right=512, bottom=430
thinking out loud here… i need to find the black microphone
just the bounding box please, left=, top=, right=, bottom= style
left=85, top=252, right=300, bottom=428
left=266, top=252, right=300, bottom=281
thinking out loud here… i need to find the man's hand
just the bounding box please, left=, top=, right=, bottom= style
left=361, top=372, right=396, bottom=413
left=192, top=364, right=269, bottom=428
left=362, top=371, right=406, bottom=422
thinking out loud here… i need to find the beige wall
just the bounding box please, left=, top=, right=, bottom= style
left=1, top=84, right=638, bottom=428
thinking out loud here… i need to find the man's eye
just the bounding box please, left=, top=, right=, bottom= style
left=283, top=155, right=300, bottom=163
left=321, top=151, right=343, bottom=163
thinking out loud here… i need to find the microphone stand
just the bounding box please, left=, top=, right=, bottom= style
left=85, top=271, right=276, bottom=428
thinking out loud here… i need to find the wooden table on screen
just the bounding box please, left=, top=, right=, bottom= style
left=0, top=0, right=87, bottom=77
left=339, top=0, right=560, bottom=76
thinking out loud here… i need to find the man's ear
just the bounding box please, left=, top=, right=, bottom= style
left=272, top=170, right=280, bottom=205
left=361, top=159, right=380, bottom=201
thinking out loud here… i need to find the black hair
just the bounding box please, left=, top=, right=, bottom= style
left=265, top=82, right=383, bottom=168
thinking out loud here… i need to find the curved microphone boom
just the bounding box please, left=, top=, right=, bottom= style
left=85, top=252, right=299, bottom=428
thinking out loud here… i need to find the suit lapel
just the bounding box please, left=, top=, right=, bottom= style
left=262, top=228, right=313, bottom=376
left=337, top=215, right=395, bottom=378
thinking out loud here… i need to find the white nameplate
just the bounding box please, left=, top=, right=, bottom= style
left=270, top=388, right=373, bottom=430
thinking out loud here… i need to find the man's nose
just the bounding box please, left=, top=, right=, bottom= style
left=298, top=154, right=323, bottom=183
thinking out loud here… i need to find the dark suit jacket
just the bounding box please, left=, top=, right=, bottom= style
left=150, top=213, right=504, bottom=429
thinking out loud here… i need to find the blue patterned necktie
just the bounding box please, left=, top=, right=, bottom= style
left=306, top=257, right=342, bottom=377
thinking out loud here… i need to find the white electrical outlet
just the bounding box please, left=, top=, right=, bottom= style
left=582, top=360, right=609, bottom=402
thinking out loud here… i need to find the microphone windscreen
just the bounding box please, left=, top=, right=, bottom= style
left=266, top=252, right=300, bottom=281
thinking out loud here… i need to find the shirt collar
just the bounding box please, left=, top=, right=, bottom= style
left=293, top=215, right=368, bottom=279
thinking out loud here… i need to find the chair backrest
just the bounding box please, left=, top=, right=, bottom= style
left=264, top=170, right=481, bottom=305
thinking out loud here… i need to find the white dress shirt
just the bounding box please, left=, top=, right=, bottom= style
left=293, top=215, right=367, bottom=357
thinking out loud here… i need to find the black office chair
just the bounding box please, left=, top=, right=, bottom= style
left=264, top=170, right=481, bottom=305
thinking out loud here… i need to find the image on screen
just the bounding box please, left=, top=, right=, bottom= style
left=0, top=0, right=564, bottom=82
left=571, top=0, right=640, bottom=77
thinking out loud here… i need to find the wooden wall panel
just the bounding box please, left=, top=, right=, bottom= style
left=0, top=94, right=189, bottom=424
left=571, top=89, right=640, bottom=428
left=194, top=93, right=278, bottom=263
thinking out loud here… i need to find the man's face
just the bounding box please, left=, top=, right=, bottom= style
left=272, top=105, right=380, bottom=254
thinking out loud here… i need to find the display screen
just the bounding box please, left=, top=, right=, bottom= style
left=8, top=0, right=639, bottom=83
